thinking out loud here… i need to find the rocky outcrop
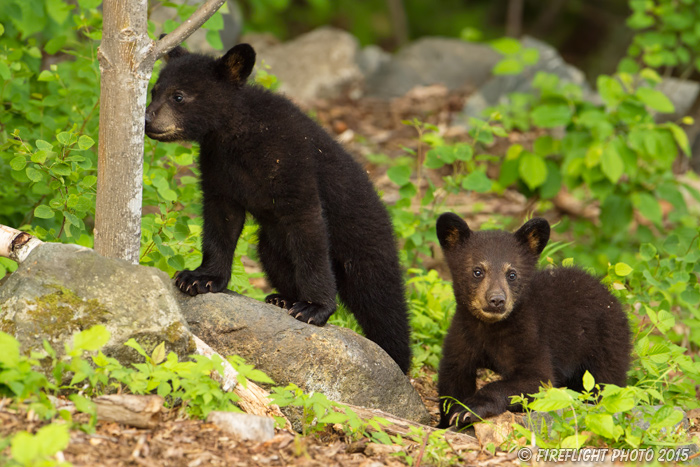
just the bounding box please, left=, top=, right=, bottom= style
left=0, top=243, right=429, bottom=424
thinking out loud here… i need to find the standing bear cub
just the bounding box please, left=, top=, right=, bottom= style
left=435, top=213, right=630, bottom=428
left=145, top=43, right=412, bottom=373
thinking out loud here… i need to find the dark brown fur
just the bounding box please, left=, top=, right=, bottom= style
left=435, top=213, right=631, bottom=428
left=145, top=44, right=411, bottom=373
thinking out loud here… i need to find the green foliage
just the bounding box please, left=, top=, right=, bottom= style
left=0, top=0, right=101, bottom=245
left=490, top=38, right=539, bottom=75
left=512, top=373, right=688, bottom=450
left=7, top=423, right=71, bottom=467
left=625, top=0, right=700, bottom=76
left=407, top=268, right=454, bottom=370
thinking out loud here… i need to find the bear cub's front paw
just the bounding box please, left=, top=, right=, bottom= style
left=174, top=269, right=228, bottom=296
left=288, top=301, right=336, bottom=326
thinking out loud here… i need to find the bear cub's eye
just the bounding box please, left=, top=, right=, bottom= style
left=172, top=93, right=184, bottom=103
left=473, top=268, right=484, bottom=279
left=507, top=270, right=517, bottom=281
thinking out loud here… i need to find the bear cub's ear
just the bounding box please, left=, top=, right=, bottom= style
left=436, top=213, right=472, bottom=250
left=514, top=218, right=550, bottom=256
left=216, top=43, right=256, bottom=83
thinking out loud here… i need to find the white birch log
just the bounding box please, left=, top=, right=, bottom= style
left=0, top=224, right=43, bottom=263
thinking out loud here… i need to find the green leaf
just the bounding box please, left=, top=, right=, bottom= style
left=490, top=37, right=522, bottom=55
left=69, top=394, right=96, bottom=415
left=318, top=412, right=349, bottom=424
left=0, top=332, right=21, bottom=368
left=667, top=123, right=690, bottom=156
left=639, top=243, right=657, bottom=261
left=597, top=75, right=624, bottom=107
left=57, top=132, right=71, bottom=145
left=124, top=338, right=149, bottom=358
left=34, top=205, right=55, bottom=219
left=582, top=371, right=595, bottom=392
left=585, top=413, right=615, bottom=438
left=205, top=30, right=223, bottom=50
left=151, top=342, right=166, bottom=364
left=561, top=432, right=589, bottom=449
left=650, top=406, right=684, bottom=429
left=0, top=23, right=4, bottom=37
left=518, top=153, right=547, bottom=190
left=72, top=325, right=110, bottom=352
left=10, top=156, right=26, bottom=171
left=0, top=62, right=11, bottom=80
left=600, top=390, right=636, bottom=413
left=11, top=432, right=40, bottom=464
left=37, top=70, right=57, bottom=82
left=78, top=135, right=95, bottom=150
left=492, top=58, right=523, bottom=75
left=167, top=255, right=186, bottom=271
left=633, top=192, right=662, bottom=225
left=52, top=163, right=72, bottom=176
left=528, top=388, right=573, bottom=411
left=36, top=140, right=53, bottom=151
left=531, top=103, right=572, bottom=128
left=35, top=423, right=70, bottom=457
left=636, top=87, right=675, bottom=113
left=387, top=165, right=411, bottom=187
left=45, top=35, right=67, bottom=55
left=80, top=175, right=98, bottom=188
left=461, top=171, right=492, bottom=193
left=600, top=143, right=624, bottom=183
left=31, top=150, right=48, bottom=164
left=614, top=262, right=633, bottom=276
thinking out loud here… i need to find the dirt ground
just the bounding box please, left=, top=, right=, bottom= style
left=0, top=371, right=524, bottom=467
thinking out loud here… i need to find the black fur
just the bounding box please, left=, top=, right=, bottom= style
left=435, top=213, right=631, bottom=428
left=145, top=44, right=412, bottom=373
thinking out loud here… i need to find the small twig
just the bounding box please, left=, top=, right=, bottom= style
left=152, top=0, right=227, bottom=60
left=413, top=431, right=430, bottom=467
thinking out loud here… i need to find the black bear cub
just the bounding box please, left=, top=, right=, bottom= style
left=145, top=44, right=411, bottom=373
left=435, top=213, right=630, bottom=428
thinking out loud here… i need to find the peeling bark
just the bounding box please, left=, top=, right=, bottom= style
left=0, top=224, right=43, bottom=263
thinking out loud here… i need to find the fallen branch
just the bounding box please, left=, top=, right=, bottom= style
left=343, top=403, right=479, bottom=450
left=0, top=224, right=43, bottom=263
left=192, top=334, right=292, bottom=430
left=95, top=394, right=163, bottom=429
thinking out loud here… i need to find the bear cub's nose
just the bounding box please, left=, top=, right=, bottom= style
left=488, top=292, right=506, bottom=310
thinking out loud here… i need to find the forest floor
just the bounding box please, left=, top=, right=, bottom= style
left=3, top=87, right=699, bottom=466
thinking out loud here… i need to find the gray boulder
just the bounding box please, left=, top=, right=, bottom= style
left=0, top=243, right=193, bottom=363
left=363, top=37, right=501, bottom=99
left=461, top=36, right=593, bottom=122
left=0, top=243, right=429, bottom=424
left=254, top=27, right=365, bottom=104
left=177, top=291, right=431, bottom=424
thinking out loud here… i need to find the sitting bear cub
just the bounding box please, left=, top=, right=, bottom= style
left=435, top=213, right=630, bottom=428
left=145, top=43, right=411, bottom=373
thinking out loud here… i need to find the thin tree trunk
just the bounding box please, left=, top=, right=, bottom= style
left=506, top=0, right=524, bottom=38
left=94, top=0, right=226, bottom=263
left=387, top=0, right=410, bottom=47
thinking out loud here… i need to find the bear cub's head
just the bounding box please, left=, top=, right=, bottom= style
left=436, top=213, right=550, bottom=323
left=145, top=43, right=256, bottom=142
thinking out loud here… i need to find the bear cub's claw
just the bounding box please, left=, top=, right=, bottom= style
left=175, top=270, right=228, bottom=296
left=448, top=410, right=475, bottom=430
left=265, top=294, right=293, bottom=309
left=289, top=301, right=335, bottom=326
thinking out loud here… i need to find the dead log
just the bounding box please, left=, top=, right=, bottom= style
left=95, top=394, right=163, bottom=429
left=0, top=225, right=43, bottom=263
left=193, top=334, right=291, bottom=429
